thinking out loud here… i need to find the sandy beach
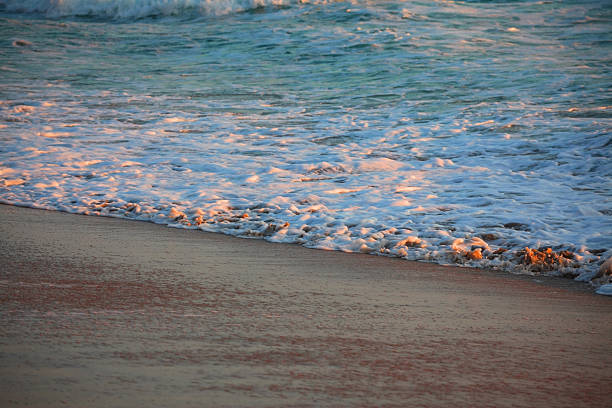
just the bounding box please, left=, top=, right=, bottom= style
left=0, top=203, right=611, bottom=407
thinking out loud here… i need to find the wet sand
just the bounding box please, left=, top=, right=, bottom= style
left=1, top=203, right=611, bottom=407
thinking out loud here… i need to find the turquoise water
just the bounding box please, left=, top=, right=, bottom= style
left=1, top=0, right=611, bottom=282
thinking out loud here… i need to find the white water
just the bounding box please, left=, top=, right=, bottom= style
left=1, top=0, right=300, bottom=18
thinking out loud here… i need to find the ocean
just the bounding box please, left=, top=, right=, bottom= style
left=1, top=0, right=610, bottom=286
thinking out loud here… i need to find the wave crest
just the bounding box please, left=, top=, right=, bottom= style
left=0, top=0, right=297, bottom=19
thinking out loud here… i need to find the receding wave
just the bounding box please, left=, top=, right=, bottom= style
left=0, top=0, right=308, bottom=19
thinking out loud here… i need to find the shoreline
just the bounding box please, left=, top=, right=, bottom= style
left=1, top=203, right=611, bottom=407
left=1, top=202, right=602, bottom=295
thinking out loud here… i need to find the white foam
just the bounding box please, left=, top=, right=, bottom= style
left=2, top=0, right=295, bottom=19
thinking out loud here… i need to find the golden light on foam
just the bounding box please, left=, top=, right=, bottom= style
left=120, top=161, right=143, bottom=167
left=34, top=181, right=60, bottom=189
left=325, top=187, right=367, bottom=194
left=38, top=131, right=72, bottom=138
left=3, top=179, right=25, bottom=186
left=73, top=160, right=102, bottom=167
left=395, top=186, right=421, bottom=192
left=391, top=199, right=412, bottom=207
left=163, top=117, right=195, bottom=123
left=13, top=105, right=36, bottom=114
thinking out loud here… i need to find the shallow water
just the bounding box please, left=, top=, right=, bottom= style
left=0, top=0, right=611, bottom=281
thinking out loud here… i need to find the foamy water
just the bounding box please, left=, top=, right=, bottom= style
left=1, top=0, right=611, bottom=286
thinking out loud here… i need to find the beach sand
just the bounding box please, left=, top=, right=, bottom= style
left=1, top=203, right=611, bottom=407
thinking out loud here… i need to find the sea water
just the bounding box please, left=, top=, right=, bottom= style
left=0, top=0, right=610, bottom=284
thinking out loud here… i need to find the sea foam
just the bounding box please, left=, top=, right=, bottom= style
left=0, top=0, right=295, bottom=19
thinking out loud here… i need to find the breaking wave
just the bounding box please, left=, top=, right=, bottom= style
left=0, top=0, right=307, bottom=19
